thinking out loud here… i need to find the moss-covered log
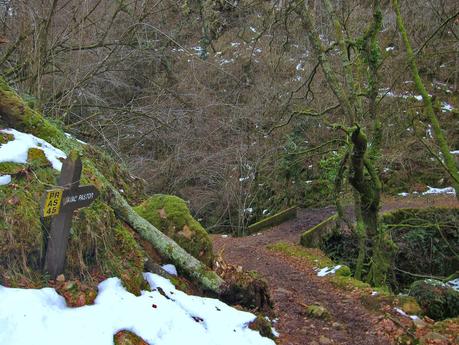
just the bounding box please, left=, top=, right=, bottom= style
left=107, top=187, right=225, bottom=293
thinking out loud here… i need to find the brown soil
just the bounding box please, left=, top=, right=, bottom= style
left=211, top=195, right=459, bottom=345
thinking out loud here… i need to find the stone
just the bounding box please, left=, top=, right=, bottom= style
left=319, top=335, right=333, bottom=344
left=306, top=303, right=331, bottom=320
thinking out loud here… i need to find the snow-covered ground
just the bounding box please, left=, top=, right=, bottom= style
left=0, top=273, right=275, bottom=345
left=0, top=128, right=66, bottom=171
left=447, top=278, right=459, bottom=291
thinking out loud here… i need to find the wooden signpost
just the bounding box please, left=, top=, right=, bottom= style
left=42, top=151, right=99, bottom=278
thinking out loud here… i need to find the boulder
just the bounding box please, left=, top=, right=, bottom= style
left=134, top=195, right=214, bottom=267
left=409, top=279, right=459, bottom=320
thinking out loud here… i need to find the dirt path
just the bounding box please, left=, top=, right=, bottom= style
left=212, top=196, right=458, bottom=345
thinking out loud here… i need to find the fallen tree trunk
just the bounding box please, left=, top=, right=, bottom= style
left=106, top=186, right=225, bottom=293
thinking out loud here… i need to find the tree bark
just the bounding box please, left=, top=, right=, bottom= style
left=392, top=0, right=459, bottom=199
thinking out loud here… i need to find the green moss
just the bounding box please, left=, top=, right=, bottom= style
left=409, top=279, right=459, bottom=320
left=27, top=148, right=50, bottom=168
left=0, top=132, right=14, bottom=144
left=0, top=152, right=147, bottom=292
left=66, top=201, right=146, bottom=295
left=305, top=303, right=331, bottom=320
left=398, top=295, right=423, bottom=315
left=247, top=206, right=297, bottom=234
left=0, top=77, right=152, bottom=291
left=268, top=242, right=370, bottom=292
left=300, top=214, right=338, bottom=248
left=329, top=275, right=371, bottom=291
left=267, top=241, right=334, bottom=268
left=248, top=315, right=276, bottom=340
left=134, top=194, right=213, bottom=267
left=0, top=162, right=24, bottom=175
left=0, top=165, right=57, bottom=285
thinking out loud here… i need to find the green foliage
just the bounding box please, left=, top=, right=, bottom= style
left=383, top=208, right=459, bottom=290
left=322, top=207, right=459, bottom=292
left=134, top=194, right=214, bottom=266
left=409, top=279, right=459, bottom=320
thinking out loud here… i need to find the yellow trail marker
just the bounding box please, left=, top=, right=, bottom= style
left=41, top=189, right=64, bottom=217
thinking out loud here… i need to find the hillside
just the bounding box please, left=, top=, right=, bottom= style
left=0, top=78, right=275, bottom=344
left=1, top=1, right=459, bottom=344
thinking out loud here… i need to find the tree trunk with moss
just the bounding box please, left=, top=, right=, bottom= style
left=296, top=0, right=391, bottom=286
left=392, top=0, right=459, bottom=200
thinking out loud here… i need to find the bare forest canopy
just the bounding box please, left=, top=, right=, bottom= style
left=1, top=0, right=458, bottom=234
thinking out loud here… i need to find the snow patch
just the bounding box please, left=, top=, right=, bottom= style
left=0, top=129, right=66, bottom=171
left=441, top=102, right=454, bottom=112
left=0, top=175, right=12, bottom=186
left=422, top=186, right=456, bottom=196
left=316, top=265, right=342, bottom=277
left=161, top=264, right=178, bottom=276
left=64, top=132, right=87, bottom=145
left=394, top=307, right=419, bottom=321
left=0, top=273, right=275, bottom=345
left=447, top=278, right=459, bottom=291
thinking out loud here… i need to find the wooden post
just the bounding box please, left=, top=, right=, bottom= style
left=43, top=151, right=98, bottom=278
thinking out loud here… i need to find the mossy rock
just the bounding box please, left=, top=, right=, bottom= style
left=0, top=77, right=154, bottom=293
left=219, top=270, right=273, bottom=312
left=398, top=295, right=423, bottom=315
left=409, top=279, right=459, bottom=320
left=305, top=303, right=331, bottom=320
left=134, top=194, right=214, bottom=267
left=329, top=274, right=371, bottom=291
left=248, top=315, right=276, bottom=340
left=267, top=241, right=334, bottom=268
left=27, top=148, right=51, bottom=168
left=114, top=331, right=148, bottom=345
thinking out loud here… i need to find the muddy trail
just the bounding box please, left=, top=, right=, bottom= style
left=211, top=197, right=458, bottom=345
